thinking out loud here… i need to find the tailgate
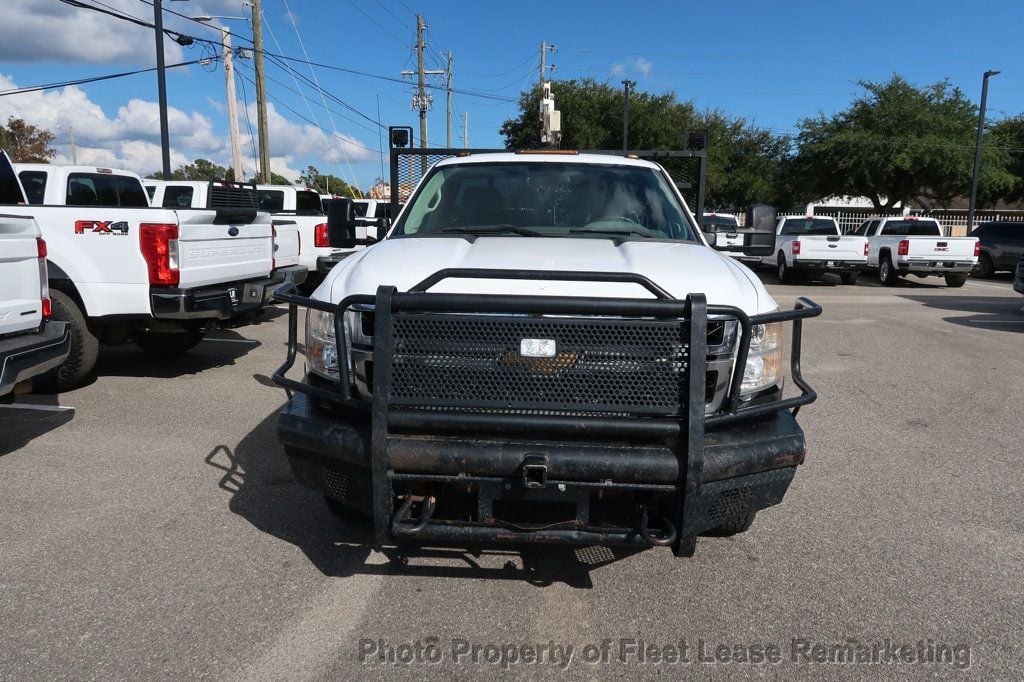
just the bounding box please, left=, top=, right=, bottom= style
left=908, top=237, right=975, bottom=259
left=175, top=209, right=273, bottom=287
left=272, top=220, right=301, bottom=268
left=799, top=236, right=866, bottom=261
left=0, top=214, right=43, bottom=336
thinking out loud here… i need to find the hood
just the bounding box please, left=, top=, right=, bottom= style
left=321, top=237, right=774, bottom=313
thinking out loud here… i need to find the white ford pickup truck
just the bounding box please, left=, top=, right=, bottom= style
left=0, top=153, right=70, bottom=396
left=144, top=180, right=306, bottom=287
left=271, top=148, right=822, bottom=560
left=11, top=163, right=282, bottom=390
left=255, top=184, right=361, bottom=291
left=855, top=216, right=978, bottom=287
left=760, top=216, right=868, bottom=284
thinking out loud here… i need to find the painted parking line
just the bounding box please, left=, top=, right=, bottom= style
left=966, top=281, right=1015, bottom=290
left=0, top=403, right=75, bottom=413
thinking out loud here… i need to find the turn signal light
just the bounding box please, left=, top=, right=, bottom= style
left=139, top=223, right=180, bottom=286
left=314, top=223, right=330, bottom=248
left=792, top=241, right=801, bottom=256
left=973, top=241, right=981, bottom=257
left=863, top=242, right=869, bottom=256
left=898, top=239, right=909, bottom=256
left=37, top=237, right=51, bottom=318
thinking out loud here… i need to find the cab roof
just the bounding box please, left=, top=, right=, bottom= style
left=432, top=151, right=663, bottom=170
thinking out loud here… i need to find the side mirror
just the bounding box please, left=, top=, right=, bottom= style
left=327, top=198, right=380, bottom=248
left=704, top=231, right=718, bottom=247
left=327, top=198, right=356, bottom=248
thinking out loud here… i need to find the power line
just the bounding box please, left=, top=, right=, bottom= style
left=463, top=53, right=537, bottom=79
left=346, top=0, right=410, bottom=49
left=0, top=59, right=214, bottom=97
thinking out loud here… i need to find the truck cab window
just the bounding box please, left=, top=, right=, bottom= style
left=17, top=171, right=47, bottom=204
left=162, top=186, right=194, bottom=208
left=257, top=190, right=285, bottom=212
left=66, top=173, right=149, bottom=207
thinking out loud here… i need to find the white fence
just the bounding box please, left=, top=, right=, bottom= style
left=732, top=207, right=1024, bottom=236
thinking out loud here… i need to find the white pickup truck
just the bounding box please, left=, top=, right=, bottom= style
left=271, top=149, right=822, bottom=560
left=145, top=180, right=306, bottom=287
left=11, top=163, right=282, bottom=390
left=0, top=153, right=70, bottom=396
left=855, top=216, right=978, bottom=287
left=254, top=184, right=360, bottom=291
left=760, top=216, right=867, bottom=284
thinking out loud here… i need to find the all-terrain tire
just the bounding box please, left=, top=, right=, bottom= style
left=944, top=274, right=967, bottom=288
left=718, top=511, right=757, bottom=536
left=839, top=272, right=859, bottom=285
left=33, top=290, right=99, bottom=392
left=777, top=254, right=793, bottom=284
left=879, top=255, right=900, bottom=286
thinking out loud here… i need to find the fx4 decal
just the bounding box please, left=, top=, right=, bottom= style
left=75, top=220, right=129, bottom=236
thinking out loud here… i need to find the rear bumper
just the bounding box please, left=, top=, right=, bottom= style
left=150, top=272, right=285, bottom=321
left=275, top=265, right=308, bottom=287
left=316, top=251, right=356, bottom=274
left=0, top=322, right=71, bottom=396
left=897, top=260, right=974, bottom=275
left=792, top=259, right=865, bottom=273
left=278, top=391, right=805, bottom=551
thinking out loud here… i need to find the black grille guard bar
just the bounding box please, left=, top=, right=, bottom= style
left=271, top=275, right=821, bottom=429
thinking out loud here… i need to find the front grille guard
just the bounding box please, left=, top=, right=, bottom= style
left=271, top=270, right=821, bottom=430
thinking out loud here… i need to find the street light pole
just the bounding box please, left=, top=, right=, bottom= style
left=967, top=69, right=1000, bottom=234
left=153, top=0, right=172, bottom=179
left=622, top=79, right=636, bottom=152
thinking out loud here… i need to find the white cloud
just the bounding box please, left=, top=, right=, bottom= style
left=0, top=73, right=376, bottom=181
left=610, top=57, right=655, bottom=80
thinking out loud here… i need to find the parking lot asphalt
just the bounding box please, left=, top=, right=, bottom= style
left=1, top=272, right=1022, bottom=679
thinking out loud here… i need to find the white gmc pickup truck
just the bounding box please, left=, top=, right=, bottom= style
left=11, top=163, right=282, bottom=390
left=760, top=216, right=867, bottom=284
left=0, top=153, right=70, bottom=396
left=855, top=216, right=978, bottom=287
left=144, top=179, right=306, bottom=287
left=271, top=149, right=822, bottom=560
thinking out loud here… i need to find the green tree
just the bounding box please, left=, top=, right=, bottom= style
left=499, top=79, right=790, bottom=209
left=297, top=165, right=361, bottom=197
left=789, top=76, right=1014, bottom=210
left=988, top=116, right=1024, bottom=205
left=269, top=171, right=293, bottom=185
left=147, top=158, right=229, bottom=181
left=0, top=117, right=56, bottom=162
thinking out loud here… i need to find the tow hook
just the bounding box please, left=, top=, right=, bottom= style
left=391, top=495, right=437, bottom=536
left=638, top=507, right=677, bottom=547
left=521, top=453, right=548, bottom=489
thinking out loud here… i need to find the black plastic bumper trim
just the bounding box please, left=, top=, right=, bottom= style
left=0, top=321, right=71, bottom=395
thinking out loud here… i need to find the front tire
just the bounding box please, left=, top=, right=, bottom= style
left=839, top=272, right=859, bottom=285
left=777, top=254, right=793, bottom=284
left=944, top=274, right=967, bottom=288
left=879, top=255, right=900, bottom=286
left=33, top=290, right=99, bottom=392
left=131, top=327, right=204, bottom=356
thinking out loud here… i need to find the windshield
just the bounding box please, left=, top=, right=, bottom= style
left=881, top=220, right=941, bottom=236
left=392, top=161, right=698, bottom=242
left=779, top=218, right=838, bottom=236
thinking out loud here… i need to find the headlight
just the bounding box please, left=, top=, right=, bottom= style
left=740, top=321, right=783, bottom=396
left=305, top=308, right=339, bottom=380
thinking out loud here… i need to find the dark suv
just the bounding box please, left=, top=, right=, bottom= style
left=970, top=221, right=1024, bottom=277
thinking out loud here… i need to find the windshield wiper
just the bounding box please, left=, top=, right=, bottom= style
left=442, top=224, right=544, bottom=237
left=569, top=226, right=654, bottom=238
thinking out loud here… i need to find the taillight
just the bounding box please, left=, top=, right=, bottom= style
left=314, top=223, right=329, bottom=248
left=973, top=241, right=981, bottom=257
left=271, top=224, right=277, bottom=270
left=863, top=242, right=869, bottom=256
left=792, top=241, right=801, bottom=256
left=139, top=223, right=180, bottom=286
left=898, top=239, right=909, bottom=256
left=37, top=237, right=51, bottom=318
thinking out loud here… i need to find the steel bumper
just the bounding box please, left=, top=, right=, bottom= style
left=0, top=321, right=70, bottom=396
left=150, top=272, right=285, bottom=320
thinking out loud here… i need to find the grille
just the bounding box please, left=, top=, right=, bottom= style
left=707, top=486, right=754, bottom=523
left=209, top=184, right=258, bottom=209
left=322, top=468, right=351, bottom=500
left=388, top=313, right=690, bottom=416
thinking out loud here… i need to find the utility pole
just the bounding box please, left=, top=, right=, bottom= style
left=152, top=0, right=171, bottom=179
left=538, top=41, right=558, bottom=147
left=446, top=51, right=453, bottom=148
left=967, top=69, right=1001, bottom=234
left=416, top=15, right=427, bottom=150
left=251, top=0, right=271, bottom=183
left=221, top=27, right=244, bottom=181
left=464, top=111, right=468, bottom=149
left=622, top=79, right=636, bottom=151
left=67, top=126, right=78, bottom=165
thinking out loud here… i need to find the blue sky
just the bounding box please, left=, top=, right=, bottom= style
left=1, top=0, right=1022, bottom=191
